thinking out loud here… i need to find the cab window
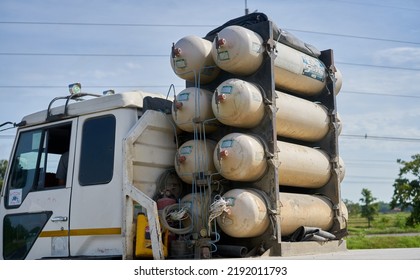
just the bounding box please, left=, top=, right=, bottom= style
left=5, top=123, right=71, bottom=208
left=79, top=115, right=116, bottom=185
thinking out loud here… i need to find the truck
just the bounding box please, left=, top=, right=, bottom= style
left=0, top=13, right=348, bottom=260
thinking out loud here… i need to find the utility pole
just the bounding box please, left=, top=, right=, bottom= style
left=245, top=0, right=249, bottom=15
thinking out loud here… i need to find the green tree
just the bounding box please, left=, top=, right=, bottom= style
left=390, top=154, right=420, bottom=227
left=359, top=188, right=378, bottom=227
left=0, top=159, right=8, bottom=192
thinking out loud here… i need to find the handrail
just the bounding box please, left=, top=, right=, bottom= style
left=46, top=93, right=101, bottom=121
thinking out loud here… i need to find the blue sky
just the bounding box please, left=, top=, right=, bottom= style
left=1, top=0, right=419, bottom=203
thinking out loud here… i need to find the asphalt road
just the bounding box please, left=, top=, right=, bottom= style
left=278, top=247, right=420, bottom=259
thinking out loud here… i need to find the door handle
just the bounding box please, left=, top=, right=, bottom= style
left=51, top=216, right=68, bottom=222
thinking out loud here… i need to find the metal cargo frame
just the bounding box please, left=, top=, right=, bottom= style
left=184, top=13, right=346, bottom=257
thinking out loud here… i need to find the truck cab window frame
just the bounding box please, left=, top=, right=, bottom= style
left=4, top=123, right=72, bottom=208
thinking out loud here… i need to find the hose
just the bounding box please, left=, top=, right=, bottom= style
left=160, top=203, right=193, bottom=235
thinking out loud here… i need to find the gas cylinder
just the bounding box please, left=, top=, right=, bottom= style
left=180, top=192, right=207, bottom=233
left=212, top=78, right=332, bottom=142
left=171, top=35, right=220, bottom=84
left=334, top=67, right=343, bottom=94
left=212, top=25, right=264, bottom=76
left=339, top=156, right=346, bottom=182
left=217, top=189, right=338, bottom=237
left=214, top=133, right=335, bottom=188
left=279, top=192, right=334, bottom=236
left=337, top=112, right=343, bottom=135
left=275, top=90, right=330, bottom=142
left=278, top=142, right=331, bottom=188
left=175, top=139, right=217, bottom=184
left=172, top=87, right=218, bottom=133
left=211, top=25, right=342, bottom=96
left=214, top=133, right=267, bottom=182
left=212, top=78, right=265, bottom=128
left=216, top=188, right=270, bottom=238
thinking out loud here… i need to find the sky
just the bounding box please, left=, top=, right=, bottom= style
left=0, top=0, right=419, bottom=203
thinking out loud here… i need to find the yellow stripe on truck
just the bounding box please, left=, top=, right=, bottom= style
left=39, top=227, right=121, bottom=237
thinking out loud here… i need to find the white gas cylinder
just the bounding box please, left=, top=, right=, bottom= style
left=214, top=133, right=334, bottom=188
left=218, top=189, right=344, bottom=237
left=212, top=25, right=342, bottom=96
left=212, top=78, right=265, bottom=128
left=172, top=87, right=217, bottom=133
left=279, top=192, right=334, bottom=236
left=334, top=67, right=343, bottom=94
left=275, top=90, right=329, bottom=142
left=278, top=142, right=331, bottom=188
left=212, top=78, right=331, bottom=142
left=339, top=156, right=346, bottom=182
left=217, top=189, right=270, bottom=238
left=213, top=133, right=267, bottom=182
left=212, top=25, right=264, bottom=75
left=170, top=35, right=220, bottom=84
left=180, top=192, right=206, bottom=233
left=175, top=139, right=217, bottom=184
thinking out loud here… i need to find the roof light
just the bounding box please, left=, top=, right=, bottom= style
left=68, top=83, right=82, bottom=95
left=103, top=89, right=115, bottom=95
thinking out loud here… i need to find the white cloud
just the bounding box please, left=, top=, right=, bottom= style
left=374, top=47, right=420, bottom=67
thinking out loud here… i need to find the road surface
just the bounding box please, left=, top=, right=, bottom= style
left=278, top=247, right=420, bottom=259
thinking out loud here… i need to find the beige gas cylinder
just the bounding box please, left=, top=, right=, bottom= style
left=172, top=87, right=217, bottom=133
left=340, top=200, right=349, bottom=221
left=211, top=78, right=330, bottom=142
left=336, top=112, right=343, bottom=135
left=212, top=25, right=264, bottom=75
left=175, top=139, right=217, bottom=184
left=212, top=78, right=265, bottom=128
left=212, top=25, right=343, bottom=96
left=217, top=189, right=270, bottom=238
left=180, top=192, right=206, bottom=233
left=334, top=67, right=343, bottom=94
left=339, top=156, right=346, bottom=182
left=214, top=133, right=332, bottom=188
left=279, top=192, right=334, bottom=236
left=278, top=142, right=331, bottom=188
left=275, top=91, right=329, bottom=142
left=214, top=133, right=267, bottom=182
left=217, top=189, right=339, bottom=238
left=171, top=35, right=220, bottom=84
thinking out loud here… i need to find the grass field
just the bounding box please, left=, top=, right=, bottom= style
left=346, top=212, right=420, bottom=249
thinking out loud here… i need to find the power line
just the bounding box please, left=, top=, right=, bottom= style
left=1, top=52, right=419, bottom=72
left=341, top=134, right=420, bottom=142
left=336, top=62, right=420, bottom=71
left=0, top=87, right=419, bottom=102
left=1, top=21, right=419, bottom=46
left=0, top=52, right=167, bottom=58
left=323, top=0, right=420, bottom=12
left=346, top=175, right=396, bottom=180
left=0, top=85, right=182, bottom=89
left=342, top=180, right=393, bottom=184
left=341, top=90, right=420, bottom=99
left=0, top=21, right=216, bottom=28
left=345, top=159, right=396, bottom=164
left=288, top=29, right=420, bottom=45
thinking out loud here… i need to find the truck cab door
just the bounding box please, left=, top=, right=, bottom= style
left=0, top=120, right=76, bottom=260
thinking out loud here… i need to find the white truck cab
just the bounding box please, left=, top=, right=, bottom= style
left=0, top=90, right=175, bottom=259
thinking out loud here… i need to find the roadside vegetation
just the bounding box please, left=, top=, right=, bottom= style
left=346, top=212, right=420, bottom=249
left=345, top=153, right=420, bottom=250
